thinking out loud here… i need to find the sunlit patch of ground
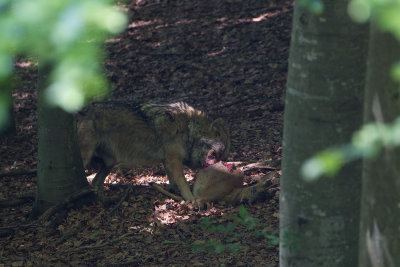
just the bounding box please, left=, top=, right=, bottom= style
left=0, top=0, right=290, bottom=265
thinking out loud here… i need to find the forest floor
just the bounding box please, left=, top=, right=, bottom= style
left=0, top=0, right=292, bottom=266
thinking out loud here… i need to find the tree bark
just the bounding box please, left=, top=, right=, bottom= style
left=280, top=1, right=369, bottom=266
left=358, top=23, right=400, bottom=267
left=31, top=63, right=89, bottom=217
left=0, top=76, right=16, bottom=141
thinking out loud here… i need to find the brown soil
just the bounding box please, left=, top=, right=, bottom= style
left=0, top=0, right=292, bottom=266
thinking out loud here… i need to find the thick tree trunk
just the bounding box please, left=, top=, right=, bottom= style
left=32, top=63, right=88, bottom=217
left=280, top=1, right=369, bottom=266
left=358, top=24, right=400, bottom=267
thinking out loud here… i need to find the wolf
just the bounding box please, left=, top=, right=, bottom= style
left=76, top=100, right=230, bottom=201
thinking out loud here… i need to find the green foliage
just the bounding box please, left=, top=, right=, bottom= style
left=162, top=240, right=177, bottom=245
left=192, top=239, right=241, bottom=254
left=348, top=0, right=400, bottom=104
left=0, top=0, right=127, bottom=129
left=301, top=1, right=400, bottom=181
left=91, top=231, right=100, bottom=237
left=191, top=206, right=279, bottom=254
left=302, top=146, right=350, bottom=181
left=391, top=61, right=400, bottom=82
left=347, top=0, right=372, bottom=23
left=302, top=119, right=400, bottom=180
left=348, top=0, right=400, bottom=40
left=252, top=228, right=279, bottom=246
left=299, top=0, right=324, bottom=14
left=232, top=205, right=259, bottom=230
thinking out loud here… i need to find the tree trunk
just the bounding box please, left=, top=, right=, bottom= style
left=31, top=63, right=89, bottom=217
left=280, top=1, right=369, bottom=266
left=358, top=23, right=400, bottom=267
left=0, top=76, right=16, bottom=141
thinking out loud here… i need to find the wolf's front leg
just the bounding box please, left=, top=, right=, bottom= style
left=164, top=156, right=194, bottom=202
left=92, top=166, right=111, bottom=191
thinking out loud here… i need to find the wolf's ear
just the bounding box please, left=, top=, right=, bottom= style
left=210, top=118, right=229, bottom=137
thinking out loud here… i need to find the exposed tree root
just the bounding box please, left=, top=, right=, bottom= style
left=38, top=186, right=95, bottom=222
left=0, top=169, right=37, bottom=178
left=0, top=192, right=35, bottom=208
left=107, top=182, right=134, bottom=216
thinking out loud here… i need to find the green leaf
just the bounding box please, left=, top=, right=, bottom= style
left=348, top=0, right=371, bottom=23
left=301, top=149, right=345, bottom=181
left=0, top=0, right=127, bottom=113
left=199, top=217, right=212, bottom=228
left=214, top=243, right=225, bottom=254
left=162, top=240, right=177, bottom=245
left=226, top=243, right=241, bottom=254
left=378, top=5, right=400, bottom=40
left=91, top=231, right=99, bottom=237
left=232, top=215, right=244, bottom=224
left=0, top=54, right=12, bottom=77
left=299, top=0, right=324, bottom=14
left=238, top=205, right=248, bottom=219
left=391, top=61, right=400, bottom=82
left=225, top=223, right=236, bottom=234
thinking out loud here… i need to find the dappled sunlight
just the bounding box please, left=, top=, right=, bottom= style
left=207, top=46, right=227, bottom=57
left=13, top=92, right=37, bottom=103
left=105, top=37, right=123, bottom=43
left=122, top=3, right=291, bottom=53
left=1, top=0, right=286, bottom=265
left=216, top=10, right=285, bottom=29
left=15, top=61, right=37, bottom=68
left=127, top=224, right=154, bottom=234
left=152, top=199, right=224, bottom=225
left=86, top=172, right=97, bottom=183
left=124, top=173, right=169, bottom=185
left=128, top=19, right=161, bottom=29
left=85, top=169, right=225, bottom=226
left=127, top=10, right=287, bottom=32
left=153, top=199, right=192, bottom=224
left=252, top=11, right=281, bottom=22
left=87, top=169, right=195, bottom=188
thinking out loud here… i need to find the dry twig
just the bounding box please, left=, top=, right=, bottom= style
left=69, top=229, right=140, bottom=252
left=241, top=163, right=277, bottom=174
left=150, top=183, right=183, bottom=201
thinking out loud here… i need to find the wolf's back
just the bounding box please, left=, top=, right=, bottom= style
left=76, top=100, right=163, bottom=168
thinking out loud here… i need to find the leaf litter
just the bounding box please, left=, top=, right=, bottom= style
left=0, top=0, right=292, bottom=266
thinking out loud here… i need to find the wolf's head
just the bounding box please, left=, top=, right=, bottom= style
left=187, top=117, right=230, bottom=168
